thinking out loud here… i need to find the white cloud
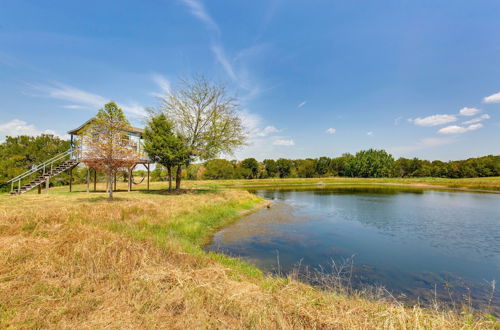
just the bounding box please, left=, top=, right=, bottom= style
left=63, top=104, right=87, bottom=109
left=151, top=73, right=171, bottom=97
left=438, top=123, right=483, bottom=135
left=180, top=0, right=220, bottom=34
left=28, top=82, right=106, bottom=108
left=367, top=131, right=374, bottom=136
left=121, top=104, right=147, bottom=117
left=411, top=114, right=457, bottom=127
left=459, top=107, right=481, bottom=116
left=325, top=128, right=336, bottom=134
left=273, top=139, right=295, bottom=146
left=297, top=101, right=306, bottom=108
left=211, top=44, right=238, bottom=81
left=27, top=82, right=146, bottom=118
left=463, top=114, right=490, bottom=125
left=256, top=125, right=280, bottom=137
left=180, top=0, right=260, bottom=97
left=483, top=91, right=500, bottom=104
left=238, top=110, right=282, bottom=138
left=232, top=110, right=291, bottom=159
left=0, top=119, right=65, bottom=140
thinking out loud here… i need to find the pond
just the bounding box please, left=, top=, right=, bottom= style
left=206, top=186, right=500, bottom=312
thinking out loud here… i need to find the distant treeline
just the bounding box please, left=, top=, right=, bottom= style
left=154, top=149, right=500, bottom=181
left=1, top=135, right=499, bottom=191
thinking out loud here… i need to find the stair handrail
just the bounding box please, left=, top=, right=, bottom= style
left=6, top=148, right=74, bottom=184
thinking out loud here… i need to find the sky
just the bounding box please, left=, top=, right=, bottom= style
left=1, top=0, right=499, bottom=161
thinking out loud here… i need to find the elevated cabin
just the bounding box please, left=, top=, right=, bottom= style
left=7, top=118, right=152, bottom=195
left=67, top=119, right=149, bottom=163
left=67, top=118, right=152, bottom=192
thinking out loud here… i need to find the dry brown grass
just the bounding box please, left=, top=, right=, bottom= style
left=0, top=190, right=497, bottom=329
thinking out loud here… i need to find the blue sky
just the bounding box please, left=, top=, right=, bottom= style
left=1, top=0, right=499, bottom=161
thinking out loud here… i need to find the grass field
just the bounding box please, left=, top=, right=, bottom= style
left=0, top=183, right=498, bottom=328
left=17, top=175, right=500, bottom=195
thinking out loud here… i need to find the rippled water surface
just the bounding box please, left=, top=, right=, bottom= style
left=207, top=187, right=500, bottom=311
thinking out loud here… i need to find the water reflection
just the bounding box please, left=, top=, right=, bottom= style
left=206, top=187, right=500, bottom=312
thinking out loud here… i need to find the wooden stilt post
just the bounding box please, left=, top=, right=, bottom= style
left=93, top=169, right=97, bottom=192
left=147, top=163, right=150, bottom=191
left=86, top=167, right=90, bottom=193
left=69, top=167, right=73, bottom=192
left=38, top=185, right=41, bottom=194
left=128, top=167, right=132, bottom=192
left=114, top=173, right=117, bottom=191
left=46, top=177, right=49, bottom=194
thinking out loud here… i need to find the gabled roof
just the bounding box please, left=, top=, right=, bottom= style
left=67, top=118, right=144, bottom=136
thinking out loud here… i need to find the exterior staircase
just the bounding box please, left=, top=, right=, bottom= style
left=7, top=148, right=79, bottom=195
left=10, top=159, right=79, bottom=195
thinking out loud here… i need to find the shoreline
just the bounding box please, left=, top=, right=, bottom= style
left=222, top=182, right=500, bottom=194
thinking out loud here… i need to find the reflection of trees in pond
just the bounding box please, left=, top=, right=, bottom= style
left=251, top=188, right=499, bottom=260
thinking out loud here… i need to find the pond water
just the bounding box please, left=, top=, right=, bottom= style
left=206, top=187, right=500, bottom=312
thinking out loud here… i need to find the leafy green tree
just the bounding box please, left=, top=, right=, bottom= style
left=296, top=159, right=316, bottom=178
left=203, top=159, right=235, bottom=179
left=276, top=158, right=293, bottom=178
left=0, top=134, right=70, bottom=190
left=143, top=113, right=190, bottom=190
left=345, top=149, right=395, bottom=178
left=263, top=159, right=278, bottom=178
left=239, top=158, right=259, bottom=179
left=315, top=157, right=331, bottom=176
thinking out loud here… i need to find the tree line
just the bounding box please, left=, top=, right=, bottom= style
left=176, top=150, right=500, bottom=180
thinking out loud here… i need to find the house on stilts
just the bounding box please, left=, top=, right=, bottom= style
left=7, top=118, right=152, bottom=195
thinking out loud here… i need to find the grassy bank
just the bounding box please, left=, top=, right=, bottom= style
left=188, top=176, right=500, bottom=192
left=0, top=189, right=497, bottom=328
left=29, top=176, right=500, bottom=195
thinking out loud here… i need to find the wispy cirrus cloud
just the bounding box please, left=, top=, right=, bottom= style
left=27, top=82, right=107, bottom=108
left=26, top=82, right=147, bottom=118
left=211, top=44, right=238, bottom=81
left=180, top=0, right=261, bottom=97
left=181, top=0, right=220, bottom=34
left=297, top=101, right=306, bottom=108
left=483, top=91, right=500, bottom=104
left=151, top=73, right=171, bottom=97
left=438, top=123, right=483, bottom=135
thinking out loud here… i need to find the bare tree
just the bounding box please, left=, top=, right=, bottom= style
left=81, top=102, right=139, bottom=200
left=159, top=76, right=247, bottom=189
